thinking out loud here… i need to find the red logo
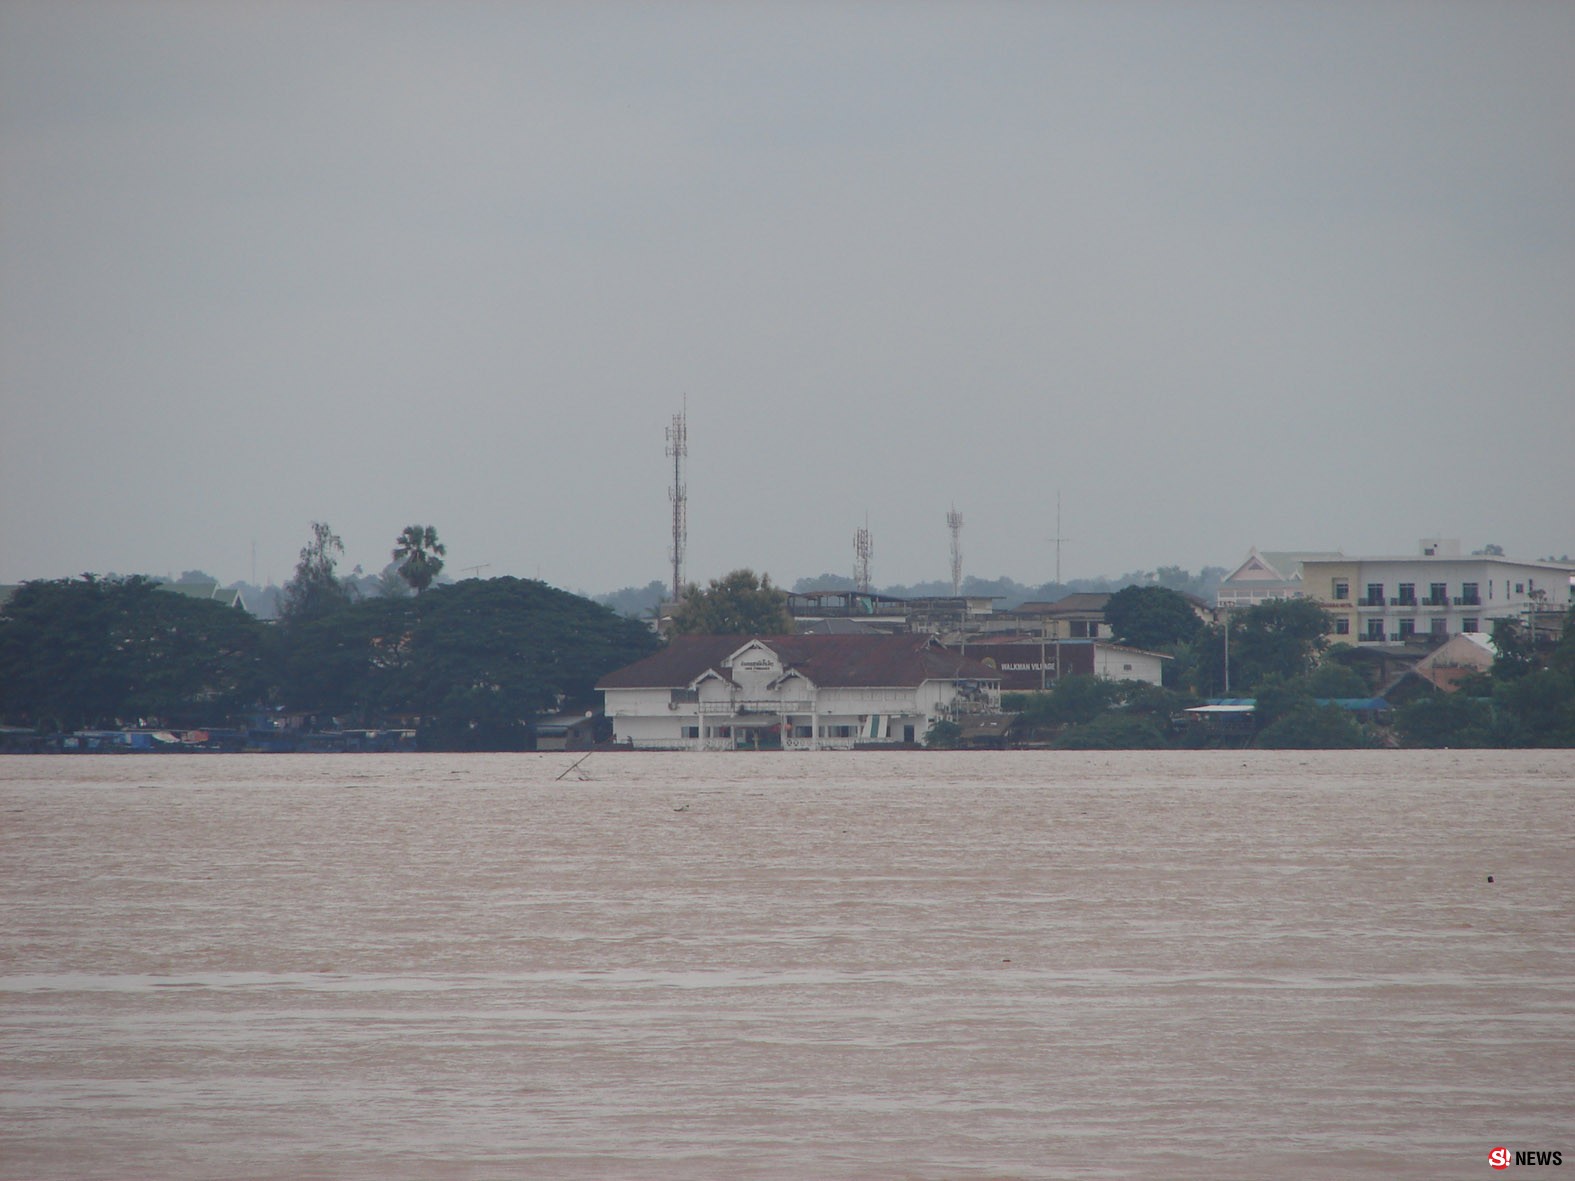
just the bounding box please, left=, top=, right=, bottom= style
left=1490, top=1147, right=1511, bottom=1170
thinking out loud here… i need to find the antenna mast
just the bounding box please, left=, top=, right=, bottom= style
left=666, top=402, right=688, bottom=602
left=854, top=519, right=873, bottom=594
left=1048, top=490, right=1070, bottom=586
left=947, top=505, right=963, bottom=597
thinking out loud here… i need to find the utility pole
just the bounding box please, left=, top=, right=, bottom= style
left=947, top=505, right=963, bottom=597
left=1048, top=490, right=1070, bottom=587
left=1223, top=607, right=1231, bottom=696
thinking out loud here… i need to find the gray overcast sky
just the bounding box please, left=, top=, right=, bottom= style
left=3, top=1, right=1572, bottom=595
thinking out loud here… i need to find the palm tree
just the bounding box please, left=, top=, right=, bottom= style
left=392, top=525, right=446, bottom=595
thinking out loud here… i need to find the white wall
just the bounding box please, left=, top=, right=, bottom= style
left=1093, top=647, right=1164, bottom=685
left=604, top=677, right=995, bottom=749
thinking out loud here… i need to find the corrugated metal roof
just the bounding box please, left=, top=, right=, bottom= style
left=1013, top=593, right=1111, bottom=615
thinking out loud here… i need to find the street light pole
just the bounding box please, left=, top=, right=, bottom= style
left=1223, top=607, right=1231, bottom=696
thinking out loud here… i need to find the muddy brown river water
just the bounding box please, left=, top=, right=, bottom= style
left=1, top=750, right=1570, bottom=1179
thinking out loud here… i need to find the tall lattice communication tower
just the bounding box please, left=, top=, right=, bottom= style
left=853, top=521, right=874, bottom=594
left=947, top=506, right=963, bottom=596
left=1048, top=489, right=1069, bottom=586
left=665, top=405, right=688, bottom=603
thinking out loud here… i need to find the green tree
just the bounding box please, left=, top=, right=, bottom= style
left=1303, top=659, right=1371, bottom=699
left=1002, top=675, right=1126, bottom=740
left=1103, top=585, right=1202, bottom=650
left=392, top=524, right=446, bottom=595
left=1251, top=674, right=1316, bottom=729
left=923, top=719, right=963, bottom=749
left=1493, top=669, right=1575, bottom=747
left=1395, top=693, right=1493, bottom=747
left=0, top=576, right=264, bottom=731
left=669, top=569, right=792, bottom=635
left=1118, top=681, right=1198, bottom=719
left=1550, top=607, right=1575, bottom=679
left=1490, top=618, right=1535, bottom=680
left=1224, top=598, right=1333, bottom=694
left=266, top=595, right=418, bottom=725
left=269, top=576, right=660, bottom=749
left=373, top=562, right=414, bottom=599
left=1052, top=713, right=1168, bottom=749
left=1255, top=704, right=1371, bottom=749
left=281, top=521, right=353, bottom=623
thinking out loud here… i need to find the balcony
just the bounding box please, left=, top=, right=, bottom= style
left=1454, top=595, right=1481, bottom=606
left=699, top=698, right=817, bottom=716
left=1390, top=597, right=1418, bottom=607
left=1357, top=596, right=1385, bottom=607
left=1422, top=596, right=1448, bottom=606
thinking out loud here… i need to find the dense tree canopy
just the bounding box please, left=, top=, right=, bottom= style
left=669, top=569, right=792, bottom=635
left=0, top=576, right=265, bottom=730
left=271, top=577, right=661, bottom=749
left=1102, top=585, right=1203, bottom=650
left=1184, top=597, right=1335, bottom=696
left=0, top=573, right=658, bottom=748
left=1255, top=703, right=1371, bottom=749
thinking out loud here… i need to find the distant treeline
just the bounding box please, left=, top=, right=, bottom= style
left=593, top=566, right=1229, bottom=619
left=0, top=575, right=658, bottom=750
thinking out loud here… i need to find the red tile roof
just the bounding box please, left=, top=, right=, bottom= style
left=597, top=633, right=1000, bottom=690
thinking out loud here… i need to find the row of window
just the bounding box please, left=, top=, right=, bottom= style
left=1334, top=617, right=1481, bottom=639
left=1332, top=578, right=1535, bottom=606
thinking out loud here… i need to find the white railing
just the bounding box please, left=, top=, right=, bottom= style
left=697, top=699, right=815, bottom=715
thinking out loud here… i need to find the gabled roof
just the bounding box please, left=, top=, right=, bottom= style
left=597, top=633, right=1000, bottom=691
left=1223, top=548, right=1344, bottom=585
left=159, top=580, right=248, bottom=611
left=1415, top=632, right=1495, bottom=673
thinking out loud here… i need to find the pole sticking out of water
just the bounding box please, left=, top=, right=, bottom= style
left=555, top=752, right=593, bottom=781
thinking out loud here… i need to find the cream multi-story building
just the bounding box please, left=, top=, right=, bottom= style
left=1300, top=540, right=1575, bottom=646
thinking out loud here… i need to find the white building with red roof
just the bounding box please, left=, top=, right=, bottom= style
left=597, top=633, right=1002, bottom=750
